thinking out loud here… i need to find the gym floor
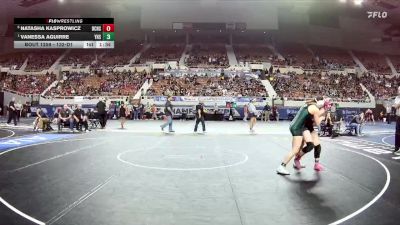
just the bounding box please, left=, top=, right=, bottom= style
left=0, top=119, right=399, bottom=225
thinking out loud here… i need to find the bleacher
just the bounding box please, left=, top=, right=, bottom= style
left=389, top=55, right=400, bottom=73
left=312, top=46, right=356, bottom=70
left=60, top=50, right=97, bottom=67
left=0, top=52, right=29, bottom=69
left=1, top=73, right=57, bottom=95
left=355, top=51, right=391, bottom=74
left=271, top=72, right=368, bottom=101
left=275, top=43, right=317, bottom=68
left=139, top=44, right=185, bottom=63
left=234, top=45, right=275, bottom=63
left=95, top=40, right=143, bottom=67
left=147, top=75, right=267, bottom=97
left=25, top=50, right=63, bottom=71
left=185, top=44, right=229, bottom=68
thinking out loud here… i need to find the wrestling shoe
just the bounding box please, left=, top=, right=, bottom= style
left=276, top=165, right=290, bottom=175
left=314, top=162, right=324, bottom=171
left=293, top=156, right=306, bottom=170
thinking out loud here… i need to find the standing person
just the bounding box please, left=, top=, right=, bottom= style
left=151, top=104, right=158, bottom=120
left=393, top=87, right=400, bottom=155
left=160, top=95, right=175, bottom=133
left=194, top=100, right=206, bottom=133
left=365, top=108, right=375, bottom=125
left=213, top=102, right=219, bottom=114
left=243, top=104, right=248, bottom=122
left=276, top=97, right=332, bottom=175
left=7, top=97, right=17, bottom=126
left=133, top=102, right=139, bottom=120
left=274, top=106, right=280, bottom=122
left=248, top=99, right=258, bottom=133
left=294, top=105, right=328, bottom=172
left=385, top=101, right=392, bottom=124
left=139, top=103, right=145, bottom=120
left=96, top=98, right=107, bottom=129
left=119, top=102, right=127, bottom=129
left=15, top=100, right=22, bottom=122
left=263, top=102, right=271, bottom=122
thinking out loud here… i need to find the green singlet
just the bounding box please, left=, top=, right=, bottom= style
left=289, top=105, right=312, bottom=136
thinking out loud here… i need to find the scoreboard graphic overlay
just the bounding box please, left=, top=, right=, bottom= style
left=14, top=18, right=114, bottom=49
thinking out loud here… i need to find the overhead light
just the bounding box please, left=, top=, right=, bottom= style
left=354, top=0, right=363, bottom=6
left=339, top=0, right=346, bottom=3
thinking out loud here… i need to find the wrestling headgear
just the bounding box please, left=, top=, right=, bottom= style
left=316, top=98, right=333, bottom=110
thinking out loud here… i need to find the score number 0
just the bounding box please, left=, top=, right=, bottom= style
left=102, top=24, right=115, bottom=41
left=103, top=24, right=114, bottom=32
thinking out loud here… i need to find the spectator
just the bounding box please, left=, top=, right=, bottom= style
left=119, top=102, right=127, bottom=129
left=194, top=101, right=206, bottom=133
left=160, top=95, right=175, bottom=133
left=73, top=104, right=89, bottom=132
left=35, top=107, right=50, bottom=132
left=151, top=104, right=158, bottom=120
left=350, top=112, right=364, bottom=136
left=58, top=104, right=74, bottom=132
left=262, top=102, right=271, bottom=122
left=96, top=98, right=107, bottom=129
left=7, top=97, right=17, bottom=126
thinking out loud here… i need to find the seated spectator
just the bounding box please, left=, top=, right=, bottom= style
left=147, top=74, right=267, bottom=97
left=25, top=51, right=62, bottom=71
left=355, top=51, right=391, bottom=74
left=95, top=40, right=143, bottom=68
left=312, top=45, right=356, bottom=70
left=58, top=104, right=74, bottom=131
left=271, top=72, right=368, bottom=102
left=60, top=50, right=96, bottom=67
left=46, top=70, right=147, bottom=97
left=138, top=44, right=185, bottom=63
left=73, top=104, right=90, bottom=132
left=185, top=45, right=229, bottom=68
left=234, top=45, right=275, bottom=63
left=0, top=52, right=29, bottom=69
left=1, top=73, right=57, bottom=95
left=275, top=43, right=318, bottom=69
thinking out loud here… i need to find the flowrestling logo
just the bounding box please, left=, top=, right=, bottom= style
left=367, top=11, right=388, bottom=19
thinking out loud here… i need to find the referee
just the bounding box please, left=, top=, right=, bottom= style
left=194, top=100, right=206, bottom=133
left=393, top=86, right=400, bottom=155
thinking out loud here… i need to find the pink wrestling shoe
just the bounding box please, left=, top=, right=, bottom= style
left=293, top=156, right=306, bottom=170
left=314, top=162, right=324, bottom=171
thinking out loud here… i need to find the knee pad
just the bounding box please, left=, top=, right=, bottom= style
left=302, top=142, right=314, bottom=154
left=314, top=144, right=321, bottom=159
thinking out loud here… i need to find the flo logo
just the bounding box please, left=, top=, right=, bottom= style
left=367, top=11, right=388, bottom=19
